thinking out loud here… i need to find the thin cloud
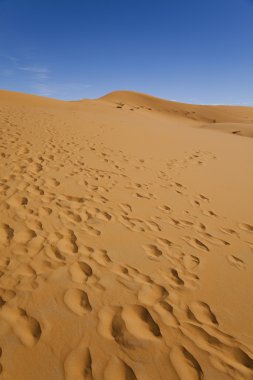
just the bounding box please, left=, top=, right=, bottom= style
left=32, top=83, right=53, bottom=97
left=31, top=82, right=93, bottom=99
left=0, top=53, right=19, bottom=64
left=17, top=65, right=52, bottom=96
left=19, top=66, right=50, bottom=79
left=19, top=66, right=50, bottom=73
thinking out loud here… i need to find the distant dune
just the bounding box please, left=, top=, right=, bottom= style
left=100, top=90, right=253, bottom=137
left=0, top=89, right=253, bottom=380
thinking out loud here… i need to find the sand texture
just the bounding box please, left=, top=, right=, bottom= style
left=0, top=89, right=253, bottom=380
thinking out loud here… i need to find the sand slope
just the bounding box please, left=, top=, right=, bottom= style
left=0, top=89, right=253, bottom=380
left=100, top=90, right=253, bottom=137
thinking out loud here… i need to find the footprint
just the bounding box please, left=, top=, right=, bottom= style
left=119, top=203, right=132, bottom=214
left=104, top=356, right=137, bottom=380
left=39, top=206, right=53, bottom=216
left=69, top=262, right=93, bottom=283
left=122, top=305, right=161, bottom=340
left=26, top=219, right=43, bottom=231
left=227, top=255, right=245, bottom=270
left=14, top=264, right=36, bottom=278
left=63, top=210, right=82, bottom=224
left=45, top=245, right=66, bottom=262
left=0, top=223, right=14, bottom=245
left=111, top=311, right=136, bottom=348
left=184, top=237, right=209, bottom=252
left=17, top=146, right=29, bottom=155
left=201, top=232, right=230, bottom=247
left=97, top=306, right=121, bottom=340
left=0, top=289, right=15, bottom=302
left=182, top=324, right=253, bottom=375
left=29, top=162, right=43, bottom=173
left=98, top=305, right=135, bottom=348
left=127, top=267, right=152, bottom=284
left=119, top=216, right=148, bottom=233
left=145, top=221, right=161, bottom=232
left=219, top=227, right=238, bottom=236
left=170, top=269, right=184, bottom=286
left=158, top=205, right=171, bottom=212
left=183, top=255, right=200, bottom=270
left=64, top=289, right=92, bottom=316
left=189, top=301, right=218, bottom=325
left=138, top=283, right=168, bottom=306
left=82, top=224, right=101, bottom=237
left=57, top=230, right=78, bottom=254
left=202, top=210, right=217, bottom=217
left=239, top=223, right=253, bottom=233
left=91, top=249, right=111, bottom=267
left=156, top=238, right=174, bottom=248
left=111, top=263, right=131, bottom=281
left=96, top=210, right=112, bottom=222
left=154, top=301, right=178, bottom=327
left=142, top=244, right=162, bottom=260
left=0, top=306, right=41, bottom=347
left=64, top=344, right=93, bottom=380
left=170, top=346, right=203, bottom=380
left=44, top=178, right=60, bottom=187
left=14, top=228, right=36, bottom=244
left=198, top=194, right=209, bottom=202
left=7, top=195, right=29, bottom=208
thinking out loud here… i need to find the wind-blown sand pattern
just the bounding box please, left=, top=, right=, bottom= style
left=0, top=89, right=253, bottom=379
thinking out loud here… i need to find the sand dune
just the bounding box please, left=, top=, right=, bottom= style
left=0, top=89, right=253, bottom=379
left=100, top=90, right=253, bottom=137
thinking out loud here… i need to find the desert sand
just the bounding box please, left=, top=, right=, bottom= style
left=0, top=89, right=253, bottom=380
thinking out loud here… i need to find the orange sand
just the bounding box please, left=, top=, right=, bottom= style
left=0, top=89, right=253, bottom=380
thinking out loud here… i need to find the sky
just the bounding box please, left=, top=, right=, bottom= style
left=0, top=0, right=253, bottom=104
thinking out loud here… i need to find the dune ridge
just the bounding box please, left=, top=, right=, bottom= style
left=0, top=89, right=253, bottom=379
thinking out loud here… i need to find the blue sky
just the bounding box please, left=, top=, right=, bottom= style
left=0, top=0, right=253, bottom=104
